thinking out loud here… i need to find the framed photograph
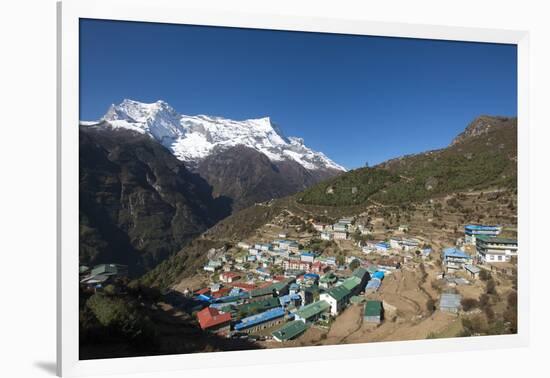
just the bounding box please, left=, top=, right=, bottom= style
left=58, top=0, right=529, bottom=376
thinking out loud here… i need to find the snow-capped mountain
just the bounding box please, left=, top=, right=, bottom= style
left=88, top=99, right=346, bottom=172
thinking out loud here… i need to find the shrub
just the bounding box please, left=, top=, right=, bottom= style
left=461, top=298, right=479, bottom=312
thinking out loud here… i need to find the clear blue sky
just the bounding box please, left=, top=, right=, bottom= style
left=80, top=19, right=517, bottom=169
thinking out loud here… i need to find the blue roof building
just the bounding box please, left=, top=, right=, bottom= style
left=464, top=224, right=502, bottom=244
left=443, top=247, right=472, bottom=271
left=365, top=278, right=382, bottom=291
left=375, top=242, right=390, bottom=252
left=234, top=307, right=286, bottom=332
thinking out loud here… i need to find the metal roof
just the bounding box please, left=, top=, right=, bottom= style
left=341, top=276, right=362, bottom=292
left=234, top=307, right=285, bottom=331
left=465, top=224, right=501, bottom=231
left=366, top=278, right=382, bottom=289
left=475, top=235, right=518, bottom=244
left=464, top=264, right=481, bottom=274
left=272, top=320, right=308, bottom=341
left=237, top=297, right=280, bottom=316
left=439, top=293, right=462, bottom=309
left=364, top=300, right=382, bottom=317
left=294, top=300, right=330, bottom=320
left=325, top=285, right=351, bottom=301
left=443, top=247, right=471, bottom=259
left=352, top=267, right=369, bottom=280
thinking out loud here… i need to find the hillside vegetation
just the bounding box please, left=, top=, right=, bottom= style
left=298, top=116, right=517, bottom=207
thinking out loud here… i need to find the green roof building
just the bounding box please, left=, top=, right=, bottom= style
left=341, top=276, right=362, bottom=294
left=294, top=300, right=330, bottom=324
left=319, top=272, right=338, bottom=289
left=272, top=320, right=309, bottom=342
left=320, top=285, right=351, bottom=315
left=236, top=297, right=280, bottom=318
left=364, top=300, right=383, bottom=324
left=90, top=264, right=128, bottom=277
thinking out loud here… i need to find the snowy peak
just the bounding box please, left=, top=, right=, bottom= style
left=91, top=99, right=346, bottom=172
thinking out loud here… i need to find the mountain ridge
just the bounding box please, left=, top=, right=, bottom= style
left=82, top=99, right=346, bottom=172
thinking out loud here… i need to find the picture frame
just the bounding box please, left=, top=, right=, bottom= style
left=57, top=0, right=530, bottom=376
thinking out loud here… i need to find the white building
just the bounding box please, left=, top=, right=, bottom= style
left=320, top=231, right=333, bottom=241
left=333, top=231, right=347, bottom=240
left=476, top=236, right=518, bottom=263
left=319, top=286, right=350, bottom=316
left=237, top=242, right=251, bottom=250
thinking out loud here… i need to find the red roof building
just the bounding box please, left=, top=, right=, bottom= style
left=194, top=287, right=211, bottom=296
left=210, top=287, right=231, bottom=299
left=196, top=307, right=232, bottom=334
left=230, top=282, right=256, bottom=291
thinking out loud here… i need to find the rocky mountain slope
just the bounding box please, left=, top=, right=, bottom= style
left=79, top=124, right=232, bottom=275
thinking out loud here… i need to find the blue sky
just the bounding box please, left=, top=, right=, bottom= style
left=80, top=19, right=517, bottom=169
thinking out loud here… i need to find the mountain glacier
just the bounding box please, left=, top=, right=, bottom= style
left=83, top=99, right=346, bottom=172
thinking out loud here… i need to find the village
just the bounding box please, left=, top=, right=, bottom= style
left=154, top=212, right=519, bottom=345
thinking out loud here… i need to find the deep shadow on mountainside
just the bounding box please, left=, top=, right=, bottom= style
left=79, top=124, right=232, bottom=276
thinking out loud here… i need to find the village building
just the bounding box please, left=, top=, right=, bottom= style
left=80, top=263, right=129, bottom=288
left=365, top=277, right=382, bottom=294
left=288, top=242, right=300, bottom=253
left=219, top=272, right=241, bottom=283
left=364, top=300, right=383, bottom=324
left=286, top=258, right=313, bottom=272
left=333, top=223, right=348, bottom=232
left=234, top=307, right=286, bottom=334
left=312, top=223, right=326, bottom=231
left=476, top=235, right=518, bottom=263
left=278, top=293, right=302, bottom=309
left=310, top=261, right=328, bottom=274
left=439, top=293, right=462, bottom=313
left=293, top=300, right=330, bottom=324
left=196, top=307, right=232, bottom=335
left=320, top=231, right=333, bottom=241
left=319, top=272, right=338, bottom=289
left=320, top=285, right=351, bottom=315
left=464, top=264, right=481, bottom=279
left=271, top=320, right=308, bottom=342
left=259, top=243, right=272, bottom=251
left=341, top=276, right=362, bottom=296
left=352, top=267, right=371, bottom=291
left=421, top=248, right=432, bottom=259
left=442, top=247, right=472, bottom=271
left=284, top=268, right=305, bottom=278
left=230, top=282, right=257, bottom=292
left=333, top=230, right=348, bottom=240
left=374, top=242, right=390, bottom=253
left=300, top=251, right=316, bottom=263
left=236, top=297, right=280, bottom=318
left=362, top=244, right=374, bottom=254
left=203, top=260, right=223, bottom=273
left=464, top=224, right=502, bottom=244
left=237, top=241, right=251, bottom=250
left=249, top=285, right=276, bottom=302
left=389, top=237, right=419, bottom=252
left=300, top=284, right=320, bottom=305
